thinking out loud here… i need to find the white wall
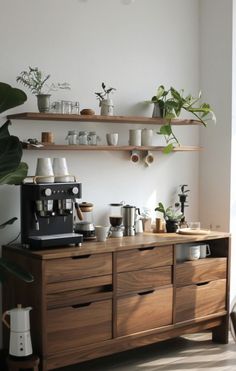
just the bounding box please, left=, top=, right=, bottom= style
left=199, top=0, right=234, bottom=302
left=0, top=0, right=201, bottom=248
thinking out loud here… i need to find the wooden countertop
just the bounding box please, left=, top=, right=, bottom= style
left=5, top=231, right=230, bottom=260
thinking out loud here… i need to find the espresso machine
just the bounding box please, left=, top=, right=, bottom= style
left=21, top=182, right=83, bottom=249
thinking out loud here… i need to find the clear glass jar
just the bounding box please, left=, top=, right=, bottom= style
left=78, top=131, right=89, bottom=145
left=88, top=131, right=100, bottom=145
left=66, top=130, right=77, bottom=145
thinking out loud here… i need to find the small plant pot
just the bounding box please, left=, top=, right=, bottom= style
left=166, top=220, right=178, bottom=233
left=152, top=103, right=164, bottom=118
left=36, top=94, right=51, bottom=113
left=100, top=99, right=114, bottom=116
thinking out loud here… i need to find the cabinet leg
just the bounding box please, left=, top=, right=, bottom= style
left=212, top=317, right=229, bottom=344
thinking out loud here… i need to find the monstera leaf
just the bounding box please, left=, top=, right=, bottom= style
left=0, top=120, right=28, bottom=184
left=0, top=82, right=28, bottom=184
left=0, top=82, right=27, bottom=114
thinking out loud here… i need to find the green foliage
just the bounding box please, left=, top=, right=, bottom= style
left=16, top=66, right=70, bottom=95
left=95, top=82, right=116, bottom=102
left=155, top=202, right=183, bottom=222
left=151, top=85, right=216, bottom=153
left=0, top=82, right=27, bottom=113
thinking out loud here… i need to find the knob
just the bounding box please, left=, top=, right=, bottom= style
left=43, top=188, right=52, bottom=197
left=71, top=186, right=79, bottom=195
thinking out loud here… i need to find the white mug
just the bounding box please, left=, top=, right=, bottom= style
left=106, top=133, right=118, bottom=146
left=35, top=158, right=54, bottom=183
left=186, top=245, right=201, bottom=261
left=200, top=244, right=211, bottom=259
left=95, top=225, right=110, bottom=242
left=130, top=150, right=140, bottom=163
left=176, top=245, right=187, bottom=262
left=53, top=158, right=70, bottom=182
left=143, top=151, right=154, bottom=167
left=141, top=128, right=153, bottom=146
left=129, top=129, right=141, bottom=146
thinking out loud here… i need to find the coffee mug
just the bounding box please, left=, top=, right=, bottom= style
left=186, top=245, right=201, bottom=261
left=106, top=133, right=118, bottom=146
left=129, top=129, right=141, bottom=146
left=143, top=151, right=154, bottom=167
left=176, top=245, right=187, bottom=262
left=35, top=158, right=54, bottom=183
left=130, top=150, right=140, bottom=163
left=95, top=226, right=110, bottom=242
left=200, top=244, right=211, bottom=258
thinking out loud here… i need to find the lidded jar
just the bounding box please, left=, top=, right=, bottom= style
left=66, top=130, right=77, bottom=145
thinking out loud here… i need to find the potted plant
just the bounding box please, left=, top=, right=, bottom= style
left=16, top=66, right=70, bottom=113
left=155, top=202, right=183, bottom=233
left=0, top=82, right=33, bottom=282
left=95, top=82, right=116, bottom=116
left=150, top=85, right=216, bottom=153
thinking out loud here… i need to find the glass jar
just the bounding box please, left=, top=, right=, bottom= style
left=66, top=130, right=77, bottom=145
left=88, top=131, right=100, bottom=145
left=78, top=131, right=89, bottom=145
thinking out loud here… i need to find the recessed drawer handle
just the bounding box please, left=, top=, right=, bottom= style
left=138, top=290, right=155, bottom=296
left=71, top=254, right=91, bottom=260
left=72, top=302, right=92, bottom=309
left=196, top=281, right=210, bottom=286
left=138, top=246, right=155, bottom=251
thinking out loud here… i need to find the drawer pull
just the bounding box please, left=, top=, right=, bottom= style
left=71, top=254, right=91, bottom=260
left=196, top=281, right=210, bottom=286
left=138, top=289, right=155, bottom=296
left=72, top=302, right=92, bottom=309
left=138, top=246, right=155, bottom=251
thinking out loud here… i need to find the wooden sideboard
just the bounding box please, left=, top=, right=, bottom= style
left=2, top=232, right=230, bottom=371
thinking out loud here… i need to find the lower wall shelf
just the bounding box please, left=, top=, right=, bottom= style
left=23, top=144, right=202, bottom=152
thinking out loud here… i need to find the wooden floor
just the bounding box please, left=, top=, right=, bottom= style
left=56, top=332, right=236, bottom=371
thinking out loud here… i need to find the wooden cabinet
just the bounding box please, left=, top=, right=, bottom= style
left=2, top=233, right=230, bottom=371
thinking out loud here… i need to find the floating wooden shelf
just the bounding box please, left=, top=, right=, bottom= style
left=23, top=144, right=202, bottom=152
left=8, top=112, right=202, bottom=126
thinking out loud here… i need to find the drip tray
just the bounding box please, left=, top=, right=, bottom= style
left=28, top=233, right=83, bottom=249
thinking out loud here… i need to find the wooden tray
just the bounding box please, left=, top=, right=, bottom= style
left=178, top=228, right=211, bottom=235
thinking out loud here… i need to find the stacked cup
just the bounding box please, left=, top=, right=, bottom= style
left=35, top=158, right=71, bottom=183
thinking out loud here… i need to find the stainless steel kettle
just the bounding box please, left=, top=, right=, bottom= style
left=123, top=205, right=136, bottom=236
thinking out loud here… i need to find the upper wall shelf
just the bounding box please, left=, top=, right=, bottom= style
left=7, top=112, right=202, bottom=126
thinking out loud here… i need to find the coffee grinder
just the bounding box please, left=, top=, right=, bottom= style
left=21, top=181, right=83, bottom=249
left=109, top=203, right=124, bottom=238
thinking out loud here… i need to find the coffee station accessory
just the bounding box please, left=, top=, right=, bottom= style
left=2, top=304, right=33, bottom=357
left=109, top=203, right=124, bottom=237
left=74, top=202, right=96, bottom=240
left=123, top=205, right=137, bottom=236
left=21, top=180, right=83, bottom=249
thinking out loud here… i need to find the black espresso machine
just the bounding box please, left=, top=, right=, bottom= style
left=21, top=182, right=83, bottom=249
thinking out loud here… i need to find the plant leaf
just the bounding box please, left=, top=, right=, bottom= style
left=159, top=124, right=172, bottom=136
left=0, top=162, right=28, bottom=185
left=163, top=143, right=174, bottom=154
left=0, top=82, right=27, bottom=113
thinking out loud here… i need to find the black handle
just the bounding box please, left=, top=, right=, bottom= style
left=71, top=254, right=91, bottom=260
left=138, top=246, right=155, bottom=251
left=138, top=290, right=155, bottom=296
left=196, top=281, right=210, bottom=286
left=72, top=302, right=92, bottom=309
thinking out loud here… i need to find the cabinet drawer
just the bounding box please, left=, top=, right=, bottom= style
left=47, top=275, right=112, bottom=309
left=175, top=279, right=226, bottom=323
left=176, top=258, right=227, bottom=287
left=117, top=266, right=172, bottom=295
left=47, top=299, right=112, bottom=354
left=117, top=246, right=173, bottom=273
left=45, top=253, right=112, bottom=283
left=117, top=287, right=173, bottom=336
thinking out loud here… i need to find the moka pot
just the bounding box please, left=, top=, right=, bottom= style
left=2, top=304, right=33, bottom=357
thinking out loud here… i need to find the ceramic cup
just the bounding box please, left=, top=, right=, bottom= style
left=95, top=225, right=110, bottom=242
left=143, top=151, right=154, bottom=167
left=35, top=158, right=54, bottom=183
left=129, top=129, right=141, bottom=146
left=141, top=128, right=153, bottom=146
left=130, top=150, right=140, bottom=163
left=176, top=245, right=187, bottom=262
left=186, top=245, right=201, bottom=261
left=106, top=133, right=118, bottom=146
left=53, top=158, right=70, bottom=182
left=200, top=244, right=211, bottom=259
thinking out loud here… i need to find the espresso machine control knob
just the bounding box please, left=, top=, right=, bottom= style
left=43, top=188, right=52, bottom=197
left=70, top=186, right=79, bottom=195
